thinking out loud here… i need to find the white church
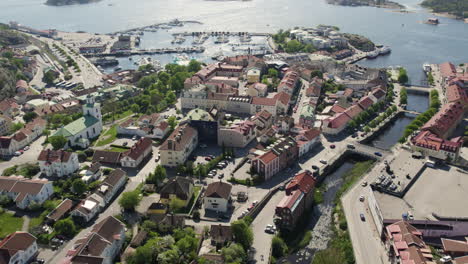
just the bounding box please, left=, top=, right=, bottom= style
left=53, top=95, right=103, bottom=148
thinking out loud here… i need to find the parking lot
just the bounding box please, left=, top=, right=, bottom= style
left=375, top=165, right=468, bottom=220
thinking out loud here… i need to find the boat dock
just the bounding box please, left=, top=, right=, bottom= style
left=83, top=46, right=205, bottom=57
left=109, top=19, right=203, bottom=35
left=175, top=31, right=270, bottom=37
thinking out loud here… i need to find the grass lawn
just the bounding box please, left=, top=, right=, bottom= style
left=177, top=186, right=202, bottom=214
left=95, top=125, right=117, bottom=147
left=29, top=216, right=43, bottom=231
left=106, top=146, right=130, bottom=152
left=103, top=110, right=134, bottom=123
left=0, top=212, right=24, bottom=238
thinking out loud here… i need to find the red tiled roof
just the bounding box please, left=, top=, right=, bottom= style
left=441, top=238, right=468, bottom=253
left=358, top=96, right=374, bottom=109
left=372, top=88, right=386, bottom=99
left=327, top=112, right=351, bottom=129
left=276, top=189, right=303, bottom=210
left=330, top=104, right=346, bottom=114
left=0, top=232, right=36, bottom=252
left=440, top=62, right=456, bottom=79
left=411, top=130, right=462, bottom=153
left=301, top=129, right=321, bottom=141
left=446, top=84, right=468, bottom=103
left=421, top=102, right=464, bottom=138
left=160, top=124, right=197, bottom=151
left=344, top=104, right=363, bottom=119
left=38, top=149, right=74, bottom=163
left=286, top=171, right=317, bottom=194
left=258, top=151, right=278, bottom=164
left=123, top=137, right=152, bottom=161
left=274, top=92, right=291, bottom=106
left=251, top=97, right=276, bottom=106
left=0, top=99, right=19, bottom=113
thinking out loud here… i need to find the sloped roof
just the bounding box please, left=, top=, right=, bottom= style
left=122, top=137, right=152, bottom=161
left=286, top=170, right=317, bottom=194
left=205, top=181, right=232, bottom=200
left=53, top=115, right=99, bottom=137
left=160, top=177, right=194, bottom=200
left=38, top=149, right=74, bottom=163
left=160, top=124, right=197, bottom=152
left=92, top=150, right=121, bottom=164
left=46, top=199, right=73, bottom=222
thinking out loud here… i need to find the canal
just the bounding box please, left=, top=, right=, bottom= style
left=407, top=92, right=429, bottom=113
left=367, top=113, right=416, bottom=150
left=279, top=160, right=357, bottom=263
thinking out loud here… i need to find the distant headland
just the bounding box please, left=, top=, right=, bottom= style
left=45, top=0, right=102, bottom=6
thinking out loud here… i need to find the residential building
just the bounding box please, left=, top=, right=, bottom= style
left=246, top=68, right=261, bottom=84
left=411, top=101, right=465, bottom=160
left=0, top=118, right=46, bottom=157
left=251, top=137, right=298, bottom=180
left=251, top=110, right=273, bottom=136
left=46, top=198, right=74, bottom=223
left=159, top=176, right=194, bottom=206
left=147, top=202, right=167, bottom=215
left=369, top=88, right=386, bottom=103
left=37, top=149, right=79, bottom=177
left=277, top=71, right=299, bottom=95
left=92, top=150, right=122, bottom=166
left=15, top=80, right=28, bottom=93
left=159, top=124, right=198, bottom=167
left=218, top=120, right=256, bottom=148
left=186, top=108, right=221, bottom=143
left=120, top=137, right=153, bottom=168
left=53, top=95, right=103, bottom=148
left=383, top=221, right=435, bottom=264
left=275, top=171, right=317, bottom=230
left=64, top=216, right=125, bottom=264
left=299, top=105, right=315, bottom=127
left=91, top=169, right=127, bottom=207
left=117, top=113, right=169, bottom=139
left=72, top=169, right=127, bottom=222
left=0, top=232, right=38, bottom=264
left=210, top=225, right=233, bottom=246
left=274, top=92, right=292, bottom=114
left=442, top=238, right=468, bottom=258
left=0, top=176, right=53, bottom=209
left=204, top=181, right=232, bottom=213
left=0, top=115, right=12, bottom=136
left=246, top=82, right=268, bottom=97
left=79, top=162, right=102, bottom=183
left=0, top=98, right=20, bottom=117
left=343, top=104, right=363, bottom=120
left=322, top=112, right=351, bottom=135
left=295, top=128, right=321, bottom=157
left=149, top=214, right=186, bottom=233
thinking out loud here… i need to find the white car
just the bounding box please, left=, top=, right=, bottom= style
left=359, top=195, right=365, bottom=202
left=24, top=146, right=30, bottom=151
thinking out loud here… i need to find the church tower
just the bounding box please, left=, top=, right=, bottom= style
left=82, top=95, right=102, bottom=122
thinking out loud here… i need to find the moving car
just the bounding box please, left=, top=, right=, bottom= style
left=359, top=195, right=365, bottom=202
left=347, top=144, right=355, bottom=149
left=319, top=159, right=327, bottom=164
left=360, top=213, right=366, bottom=221
left=374, top=152, right=383, bottom=157
left=311, top=165, right=319, bottom=170
left=330, top=144, right=336, bottom=149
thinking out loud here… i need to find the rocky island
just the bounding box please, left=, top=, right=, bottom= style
left=421, top=0, right=468, bottom=19
left=327, top=0, right=404, bottom=9
left=45, top=0, right=102, bottom=6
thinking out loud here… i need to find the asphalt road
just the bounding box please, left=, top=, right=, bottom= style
left=0, top=136, right=45, bottom=175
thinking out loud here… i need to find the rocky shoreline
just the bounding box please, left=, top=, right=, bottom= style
left=327, top=0, right=405, bottom=9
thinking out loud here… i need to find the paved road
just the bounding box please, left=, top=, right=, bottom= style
left=41, top=145, right=159, bottom=263
left=251, top=191, right=284, bottom=263
left=0, top=136, right=46, bottom=175
left=341, top=154, right=394, bottom=264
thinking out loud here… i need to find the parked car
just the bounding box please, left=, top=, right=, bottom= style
left=14, top=151, right=21, bottom=156
left=210, top=169, right=217, bottom=175
left=132, top=135, right=137, bottom=141
left=122, top=142, right=128, bottom=146
left=311, top=165, right=319, bottom=170
left=330, top=144, right=336, bottom=149
left=24, top=146, right=30, bottom=151
left=359, top=195, right=365, bottom=202
left=360, top=213, right=366, bottom=221
left=218, top=173, right=224, bottom=179
left=361, top=181, right=367, bottom=187
left=319, top=159, right=327, bottom=164
left=205, top=156, right=212, bottom=161
left=347, top=144, right=355, bottom=149
left=374, top=152, right=383, bottom=157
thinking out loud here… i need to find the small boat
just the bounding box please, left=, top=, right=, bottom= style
left=427, top=18, right=439, bottom=25
left=423, top=63, right=432, bottom=74
left=366, top=50, right=379, bottom=59
left=114, top=67, right=122, bottom=72
left=379, top=46, right=391, bottom=55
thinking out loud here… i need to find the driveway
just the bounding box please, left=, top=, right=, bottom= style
left=0, top=136, right=46, bottom=175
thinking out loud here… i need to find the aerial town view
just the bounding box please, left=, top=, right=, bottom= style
left=0, top=0, right=467, bottom=263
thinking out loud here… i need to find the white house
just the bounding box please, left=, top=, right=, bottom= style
left=53, top=95, right=103, bottom=148
left=38, top=149, right=79, bottom=177
left=79, top=162, right=102, bottom=183
left=0, top=118, right=46, bottom=157
left=120, top=138, right=153, bottom=168
left=72, top=169, right=127, bottom=223
left=0, top=232, right=38, bottom=264
left=295, top=129, right=321, bottom=157
left=160, top=124, right=198, bottom=168
left=117, top=114, right=170, bottom=139
left=204, top=181, right=232, bottom=213
left=64, top=216, right=125, bottom=264
left=0, top=176, right=53, bottom=209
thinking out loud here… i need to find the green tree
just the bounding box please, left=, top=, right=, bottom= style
left=49, top=135, right=68, bottom=150
left=285, top=39, right=304, bottom=53
left=398, top=67, right=409, bottom=84
left=167, top=116, right=178, bottom=129
left=271, top=236, right=288, bottom=258
left=43, top=70, right=57, bottom=84
left=119, top=190, right=142, bottom=211
left=165, top=90, right=176, bottom=105
left=221, top=243, right=247, bottom=264
left=131, top=103, right=140, bottom=113
left=23, top=112, right=38, bottom=123
left=231, top=220, right=253, bottom=250
left=54, top=218, right=76, bottom=238
left=312, top=248, right=346, bottom=264
left=147, top=165, right=166, bottom=185
left=72, top=178, right=87, bottom=195
left=268, top=68, right=279, bottom=78
left=157, top=248, right=179, bottom=264
left=169, top=197, right=185, bottom=213
left=187, top=60, right=202, bottom=73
